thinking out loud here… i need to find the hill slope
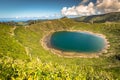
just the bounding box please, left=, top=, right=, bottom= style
left=73, top=12, right=120, bottom=23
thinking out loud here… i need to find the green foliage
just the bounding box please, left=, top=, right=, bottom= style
left=0, top=53, right=114, bottom=80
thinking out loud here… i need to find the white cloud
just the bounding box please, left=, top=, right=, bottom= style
left=61, top=0, right=120, bottom=16
left=76, top=2, right=95, bottom=16
left=43, top=15, right=49, bottom=18
left=96, top=0, right=120, bottom=13
left=61, top=6, right=78, bottom=16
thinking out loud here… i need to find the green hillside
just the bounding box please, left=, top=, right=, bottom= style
left=0, top=18, right=120, bottom=79
left=73, top=12, right=120, bottom=23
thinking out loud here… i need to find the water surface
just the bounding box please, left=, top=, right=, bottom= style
left=50, top=31, right=106, bottom=53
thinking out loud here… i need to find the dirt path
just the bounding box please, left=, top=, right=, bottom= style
left=25, top=47, right=29, bottom=56
left=24, top=47, right=32, bottom=59
left=10, top=26, right=16, bottom=36
left=10, top=26, right=33, bottom=59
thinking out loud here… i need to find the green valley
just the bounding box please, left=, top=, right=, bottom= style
left=0, top=17, right=120, bottom=79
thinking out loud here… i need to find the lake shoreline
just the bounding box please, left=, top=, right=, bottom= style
left=41, top=30, right=110, bottom=58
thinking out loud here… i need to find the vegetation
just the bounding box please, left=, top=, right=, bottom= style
left=0, top=53, right=114, bottom=80
left=73, top=12, right=120, bottom=23
left=0, top=16, right=120, bottom=79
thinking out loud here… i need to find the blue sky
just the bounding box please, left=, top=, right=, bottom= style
left=0, top=0, right=119, bottom=18
left=0, top=0, right=82, bottom=18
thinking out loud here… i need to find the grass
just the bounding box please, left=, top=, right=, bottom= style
left=0, top=18, right=120, bottom=79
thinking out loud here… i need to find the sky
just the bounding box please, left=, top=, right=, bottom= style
left=0, top=0, right=120, bottom=19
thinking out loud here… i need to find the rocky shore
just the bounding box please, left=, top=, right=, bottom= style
left=41, top=30, right=110, bottom=58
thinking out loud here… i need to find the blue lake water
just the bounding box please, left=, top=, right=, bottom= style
left=50, top=31, right=106, bottom=53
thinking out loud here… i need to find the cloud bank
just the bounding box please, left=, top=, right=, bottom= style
left=61, top=0, right=120, bottom=16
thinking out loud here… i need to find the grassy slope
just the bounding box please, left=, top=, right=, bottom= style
left=0, top=18, right=120, bottom=79
left=73, top=12, right=120, bottom=23
left=0, top=24, right=28, bottom=59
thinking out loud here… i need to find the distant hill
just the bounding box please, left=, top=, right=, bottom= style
left=73, top=12, right=120, bottom=23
